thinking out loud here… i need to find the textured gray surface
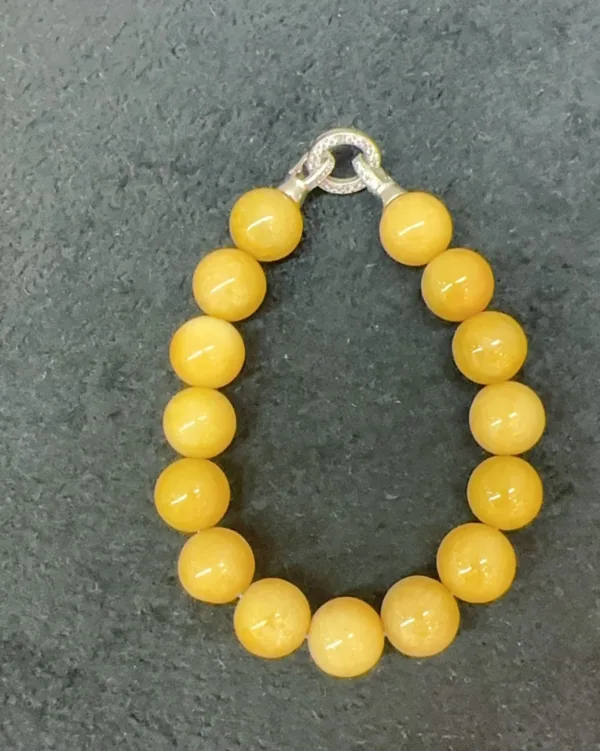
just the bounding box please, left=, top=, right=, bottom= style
left=1, top=0, right=600, bottom=749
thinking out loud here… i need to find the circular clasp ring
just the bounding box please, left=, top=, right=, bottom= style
left=305, top=127, right=382, bottom=195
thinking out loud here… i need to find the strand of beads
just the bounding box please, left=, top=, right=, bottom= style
left=156, top=188, right=320, bottom=662
left=379, top=189, right=544, bottom=650
left=155, top=173, right=545, bottom=678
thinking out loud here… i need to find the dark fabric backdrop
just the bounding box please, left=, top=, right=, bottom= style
left=1, top=1, right=598, bottom=749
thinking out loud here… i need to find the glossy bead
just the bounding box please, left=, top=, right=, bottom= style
left=169, top=316, right=245, bottom=388
left=154, top=458, right=230, bottom=533
left=163, top=387, right=236, bottom=458
left=234, top=578, right=311, bottom=659
left=308, top=597, right=384, bottom=678
left=193, top=248, right=267, bottom=322
left=453, top=311, right=528, bottom=385
left=437, top=523, right=517, bottom=603
left=469, top=381, right=545, bottom=455
left=379, top=191, right=453, bottom=266
left=467, top=456, right=543, bottom=530
left=381, top=576, right=460, bottom=658
left=178, top=527, right=255, bottom=604
left=230, top=187, right=303, bottom=262
left=421, top=248, right=495, bottom=322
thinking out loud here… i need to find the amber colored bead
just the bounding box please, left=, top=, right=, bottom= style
left=467, top=456, right=543, bottom=530
left=381, top=576, right=460, bottom=658
left=169, top=316, right=245, bottom=388
left=469, top=381, right=545, bottom=455
left=379, top=191, right=453, bottom=266
left=178, top=527, right=255, bottom=604
left=437, top=523, right=517, bottom=603
left=230, top=187, right=303, bottom=262
left=452, top=311, right=528, bottom=385
left=308, top=597, right=384, bottom=678
left=421, top=248, right=495, bottom=322
left=154, top=458, right=230, bottom=533
left=193, top=248, right=267, bottom=322
left=234, top=578, right=311, bottom=659
left=163, top=387, right=236, bottom=459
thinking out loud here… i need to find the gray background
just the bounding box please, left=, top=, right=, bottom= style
left=1, top=0, right=599, bottom=749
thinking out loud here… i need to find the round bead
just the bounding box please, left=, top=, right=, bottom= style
left=230, top=187, right=303, bottom=262
left=469, top=381, right=545, bottom=455
left=379, top=191, right=453, bottom=266
left=452, top=311, right=528, bottom=385
left=169, top=316, right=245, bottom=388
left=234, top=578, right=311, bottom=659
left=154, top=458, right=230, bottom=533
left=178, top=527, right=255, bottom=604
left=381, top=576, right=460, bottom=658
left=163, top=387, right=236, bottom=459
left=467, top=456, right=543, bottom=530
left=308, top=597, right=384, bottom=678
left=421, top=248, right=495, bottom=322
left=193, top=248, right=267, bottom=322
left=436, top=523, right=517, bottom=603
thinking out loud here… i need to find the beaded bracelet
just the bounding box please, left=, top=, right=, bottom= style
left=154, top=128, right=545, bottom=678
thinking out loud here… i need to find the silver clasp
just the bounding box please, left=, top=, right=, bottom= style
left=352, top=154, right=406, bottom=206
left=277, top=151, right=335, bottom=205
left=278, top=127, right=405, bottom=205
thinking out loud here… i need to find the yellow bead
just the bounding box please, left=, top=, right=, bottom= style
left=193, top=248, right=267, bottom=322
left=178, top=527, right=255, bottom=604
left=154, top=458, right=230, bottom=533
left=469, top=381, right=545, bottom=455
left=452, top=311, right=528, bottom=385
left=169, top=316, right=245, bottom=388
left=379, top=191, right=453, bottom=266
left=436, top=523, right=517, bottom=603
left=230, top=187, right=303, bottom=262
left=381, top=576, right=460, bottom=658
left=467, top=456, right=543, bottom=530
left=234, top=578, right=311, bottom=659
left=308, top=597, right=384, bottom=678
left=163, top=387, right=236, bottom=459
left=421, top=248, right=495, bottom=322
